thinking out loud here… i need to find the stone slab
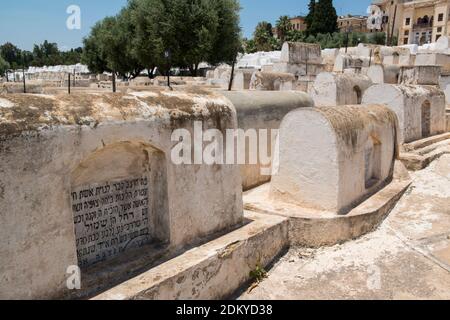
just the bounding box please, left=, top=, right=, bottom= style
left=244, top=179, right=411, bottom=248
left=92, top=211, right=289, bottom=300
left=400, top=133, right=450, bottom=170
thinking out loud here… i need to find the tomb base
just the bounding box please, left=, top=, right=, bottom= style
left=91, top=212, right=289, bottom=300
left=243, top=166, right=411, bottom=248
left=400, top=133, right=450, bottom=171
left=447, top=109, right=450, bottom=132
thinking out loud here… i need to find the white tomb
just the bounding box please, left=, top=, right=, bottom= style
left=363, top=84, right=446, bottom=143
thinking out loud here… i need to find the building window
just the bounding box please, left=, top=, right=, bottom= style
left=405, top=18, right=410, bottom=26
left=404, top=30, right=409, bottom=36
left=438, top=13, right=444, bottom=22
left=404, top=38, right=409, bottom=45
left=436, top=34, right=442, bottom=41
left=438, top=27, right=442, bottom=32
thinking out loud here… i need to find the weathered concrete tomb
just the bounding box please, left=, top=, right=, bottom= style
left=366, top=64, right=400, bottom=85
left=0, top=89, right=246, bottom=299
left=249, top=71, right=296, bottom=91
left=399, top=65, right=441, bottom=86
left=309, top=72, right=373, bottom=106
left=363, top=84, right=446, bottom=144
left=333, top=53, right=371, bottom=73
left=273, top=42, right=324, bottom=77
left=221, top=91, right=314, bottom=190
left=244, top=105, right=411, bottom=247
left=415, top=52, right=450, bottom=73
left=271, top=105, right=398, bottom=214
left=231, top=69, right=256, bottom=90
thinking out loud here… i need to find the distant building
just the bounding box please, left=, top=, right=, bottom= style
left=273, top=16, right=307, bottom=38
left=368, top=0, right=450, bottom=45
left=338, top=15, right=369, bottom=33
left=400, top=0, right=450, bottom=45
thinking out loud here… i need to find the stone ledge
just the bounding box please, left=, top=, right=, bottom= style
left=402, top=132, right=450, bottom=152
left=244, top=179, right=411, bottom=248
left=400, top=133, right=450, bottom=170
left=92, top=211, right=289, bottom=300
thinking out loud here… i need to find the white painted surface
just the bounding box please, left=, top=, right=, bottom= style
left=271, top=105, right=397, bottom=214
left=0, top=90, right=243, bottom=299
left=363, top=84, right=446, bottom=143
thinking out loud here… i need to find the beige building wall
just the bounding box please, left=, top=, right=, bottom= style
left=399, top=0, right=449, bottom=45
left=372, top=0, right=450, bottom=45
left=338, top=15, right=369, bottom=33
left=370, top=0, right=405, bottom=43
left=273, top=16, right=306, bottom=38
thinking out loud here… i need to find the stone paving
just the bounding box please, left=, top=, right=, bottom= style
left=240, top=155, right=450, bottom=300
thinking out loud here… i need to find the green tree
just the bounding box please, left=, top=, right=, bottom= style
left=369, top=32, right=386, bottom=45
left=83, top=12, right=144, bottom=79
left=243, top=38, right=257, bottom=53
left=32, top=40, right=62, bottom=66
left=103, top=9, right=144, bottom=78
left=309, top=0, right=337, bottom=35
left=131, top=0, right=165, bottom=77
left=253, top=21, right=277, bottom=52
left=208, top=0, right=241, bottom=66
left=285, top=29, right=306, bottom=42
left=0, top=42, right=22, bottom=69
left=81, top=20, right=111, bottom=74
left=275, top=16, right=292, bottom=43
left=131, top=0, right=241, bottom=76
left=305, top=0, right=316, bottom=35
left=172, top=0, right=220, bottom=75
left=60, top=48, right=83, bottom=65
left=0, top=56, right=10, bottom=76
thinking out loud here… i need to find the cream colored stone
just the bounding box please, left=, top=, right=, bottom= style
left=271, top=105, right=398, bottom=214
left=363, top=84, right=446, bottom=143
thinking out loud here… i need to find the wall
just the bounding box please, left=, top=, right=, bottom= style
left=0, top=89, right=243, bottom=299
left=309, top=72, right=373, bottom=106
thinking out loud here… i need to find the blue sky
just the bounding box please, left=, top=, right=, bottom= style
left=0, top=0, right=371, bottom=51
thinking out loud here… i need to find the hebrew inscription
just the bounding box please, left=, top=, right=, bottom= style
left=71, top=176, right=151, bottom=268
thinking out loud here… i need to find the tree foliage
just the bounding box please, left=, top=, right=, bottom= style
left=82, top=8, right=144, bottom=78
left=305, top=0, right=316, bottom=35
left=0, top=41, right=82, bottom=70
left=32, top=41, right=62, bottom=66
left=275, top=16, right=292, bottom=43
left=82, top=0, right=241, bottom=78
left=243, top=30, right=389, bottom=53
left=0, top=42, right=22, bottom=69
left=0, top=55, right=10, bottom=76
left=308, top=0, right=337, bottom=35
left=253, top=21, right=278, bottom=52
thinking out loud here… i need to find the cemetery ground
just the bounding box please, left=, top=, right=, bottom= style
left=240, top=154, right=450, bottom=300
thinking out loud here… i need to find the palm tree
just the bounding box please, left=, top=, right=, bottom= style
left=276, top=16, right=292, bottom=43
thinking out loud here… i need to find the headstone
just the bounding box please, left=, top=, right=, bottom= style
left=309, top=72, right=373, bottom=106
